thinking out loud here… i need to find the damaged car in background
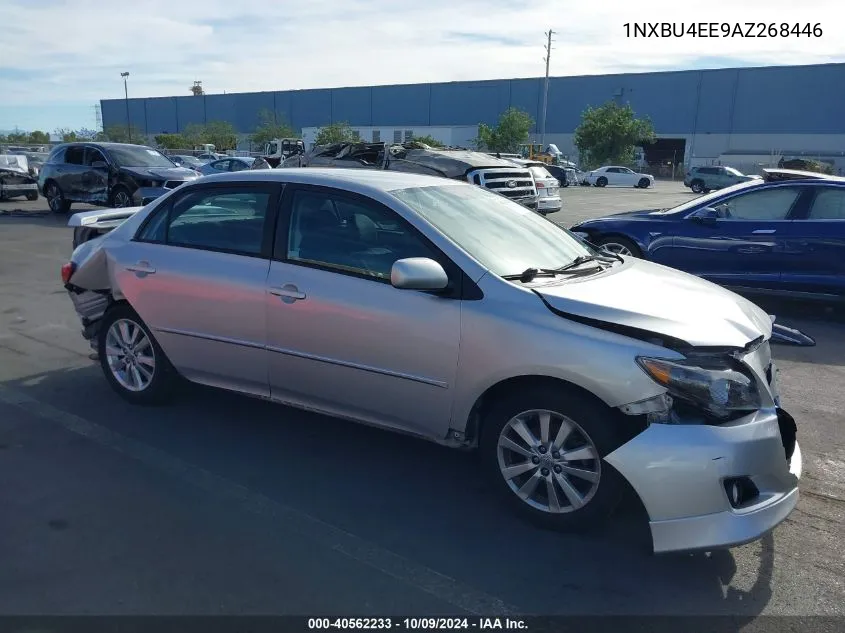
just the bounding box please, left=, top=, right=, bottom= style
left=0, top=154, right=39, bottom=201
left=61, top=168, right=801, bottom=555
left=283, top=141, right=540, bottom=210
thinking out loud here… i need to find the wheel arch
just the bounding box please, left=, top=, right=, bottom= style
left=462, top=374, right=645, bottom=449
left=595, top=232, right=646, bottom=257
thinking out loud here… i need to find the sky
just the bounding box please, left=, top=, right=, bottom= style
left=1, top=0, right=843, bottom=132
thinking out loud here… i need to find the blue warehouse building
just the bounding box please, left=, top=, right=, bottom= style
left=101, top=62, right=845, bottom=171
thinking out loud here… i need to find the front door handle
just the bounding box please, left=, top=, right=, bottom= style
left=752, top=229, right=776, bottom=234
left=737, top=245, right=771, bottom=254
left=125, top=261, right=156, bottom=274
left=269, top=284, right=306, bottom=302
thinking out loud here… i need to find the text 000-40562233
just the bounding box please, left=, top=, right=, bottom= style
left=623, top=22, right=823, bottom=38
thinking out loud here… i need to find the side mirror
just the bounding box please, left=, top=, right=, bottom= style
left=390, top=257, right=449, bottom=291
left=91, top=161, right=108, bottom=169
left=690, top=206, right=720, bottom=225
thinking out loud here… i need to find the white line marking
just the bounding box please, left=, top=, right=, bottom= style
left=0, top=384, right=518, bottom=616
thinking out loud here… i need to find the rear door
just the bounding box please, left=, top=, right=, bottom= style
left=779, top=184, right=845, bottom=298
left=82, top=146, right=109, bottom=203
left=114, top=182, right=281, bottom=396
left=61, top=145, right=87, bottom=199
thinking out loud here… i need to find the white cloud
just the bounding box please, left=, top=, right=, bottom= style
left=0, top=0, right=842, bottom=115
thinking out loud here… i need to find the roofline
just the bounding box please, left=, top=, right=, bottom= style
left=100, top=62, right=845, bottom=103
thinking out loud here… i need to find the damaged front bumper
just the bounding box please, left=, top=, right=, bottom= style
left=606, top=407, right=801, bottom=554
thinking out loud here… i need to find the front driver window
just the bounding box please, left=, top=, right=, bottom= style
left=283, top=189, right=437, bottom=281
left=717, top=187, right=801, bottom=220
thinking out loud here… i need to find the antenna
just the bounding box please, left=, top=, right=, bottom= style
left=540, top=29, right=556, bottom=147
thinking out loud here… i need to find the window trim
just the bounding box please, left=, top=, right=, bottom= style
left=799, top=183, right=845, bottom=221
left=272, top=183, right=467, bottom=298
left=133, top=181, right=283, bottom=259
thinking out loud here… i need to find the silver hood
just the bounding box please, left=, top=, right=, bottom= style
left=533, top=258, right=772, bottom=349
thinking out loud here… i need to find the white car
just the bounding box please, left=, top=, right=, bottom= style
left=586, top=166, right=654, bottom=188
left=507, top=159, right=562, bottom=215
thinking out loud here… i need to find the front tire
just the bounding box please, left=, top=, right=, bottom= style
left=26, top=191, right=39, bottom=201
left=690, top=180, right=704, bottom=193
left=637, top=178, right=650, bottom=189
left=480, top=386, right=626, bottom=532
left=596, top=235, right=642, bottom=258
left=97, top=304, right=175, bottom=405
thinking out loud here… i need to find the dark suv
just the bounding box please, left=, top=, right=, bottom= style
left=38, top=142, right=199, bottom=214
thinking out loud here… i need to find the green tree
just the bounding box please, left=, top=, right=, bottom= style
left=27, top=130, right=50, bottom=144
left=410, top=135, right=445, bottom=148
left=55, top=128, right=78, bottom=143
left=574, top=101, right=655, bottom=168
left=155, top=133, right=188, bottom=150
left=101, top=125, right=143, bottom=143
left=475, top=107, right=533, bottom=153
left=313, top=121, right=358, bottom=145
left=250, top=109, right=296, bottom=147
left=181, top=123, right=208, bottom=148
left=204, top=120, right=238, bottom=151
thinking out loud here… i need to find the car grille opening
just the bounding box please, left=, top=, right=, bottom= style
left=776, top=408, right=797, bottom=461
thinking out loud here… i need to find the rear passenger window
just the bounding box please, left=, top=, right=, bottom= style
left=65, top=146, right=84, bottom=165
left=153, top=188, right=271, bottom=255
left=808, top=188, right=845, bottom=220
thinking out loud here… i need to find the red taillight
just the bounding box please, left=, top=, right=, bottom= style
left=536, top=182, right=545, bottom=188
left=61, top=262, right=76, bottom=284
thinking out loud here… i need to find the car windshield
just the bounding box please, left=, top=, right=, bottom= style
left=177, top=155, right=202, bottom=167
left=108, top=146, right=176, bottom=168
left=725, top=167, right=744, bottom=176
left=391, top=184, right=592, bottom=277
left=655, top=178, right=762, bottom=214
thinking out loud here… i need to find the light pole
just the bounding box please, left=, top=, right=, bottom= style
left=540, top=30, right=555, bottom=147
left=121, top=72, right=131, bottom=142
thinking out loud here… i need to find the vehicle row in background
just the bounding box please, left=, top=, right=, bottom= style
left=570, top=169, right=845, bottom=301
left=505, top=158, right=562, bottom=214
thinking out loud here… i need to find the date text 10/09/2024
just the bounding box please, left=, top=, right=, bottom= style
left=307, top=617, right=527, bottom=630
left=623, top=22, right=823, bottom=38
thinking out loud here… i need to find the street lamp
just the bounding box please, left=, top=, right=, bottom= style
left=120, top=72, right=131, bottom=143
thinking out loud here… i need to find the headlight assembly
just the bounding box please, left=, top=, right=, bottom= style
left=636, top=356, right=761, bottom=419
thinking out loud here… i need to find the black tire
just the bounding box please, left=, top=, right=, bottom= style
left=595, top=177, right=608, bottom=187
left=479, top=385, right=627, bottom=532
left=597, top=235, right=642, bottom=258
left=690, top=180, right=705, bottom=193
left=97, top=304, right=176, bottom=405
left=110, top=186, right=133, bottom=208
left=26, top=191, right=39, bottom=201
left=45, top=181, right=71, bottom=214
left=637, top=178, right=650, bottom=189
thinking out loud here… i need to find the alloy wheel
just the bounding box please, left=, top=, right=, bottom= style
left=47, top=184, right=61, bottom=211
left=104, top=319, right=156, bottom=392
left=599, top=242, right=633, bottom=256
left=496, top=409, right=601, bottom=513
left=113, top=190, right=132, bottom=207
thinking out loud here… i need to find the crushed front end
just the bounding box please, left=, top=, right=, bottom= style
left=607, top=336, right=802, bottom=554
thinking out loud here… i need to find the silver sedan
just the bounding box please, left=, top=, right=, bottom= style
left=61, top=168, right=801, bottom=554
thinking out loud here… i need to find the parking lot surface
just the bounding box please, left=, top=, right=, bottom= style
left=1, top=183, right=843, bottom=618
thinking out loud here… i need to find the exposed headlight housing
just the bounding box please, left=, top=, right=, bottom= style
left=636, top=356, right=761, bottom=420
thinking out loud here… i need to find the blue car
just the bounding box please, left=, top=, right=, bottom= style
left=569, top=169, right=845, bottom=301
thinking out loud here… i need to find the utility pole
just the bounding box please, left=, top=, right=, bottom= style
left=540, top=29, right=555, bottom=147
left=121, top=72, right=131, bottom=143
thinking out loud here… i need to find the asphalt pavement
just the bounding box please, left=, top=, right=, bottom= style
left=0, top=183, right=843, bottom=619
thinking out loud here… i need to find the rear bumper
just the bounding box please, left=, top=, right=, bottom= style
left=537, top=196, right=562, bottom=212
left=605, top=408, right=801, bottom=554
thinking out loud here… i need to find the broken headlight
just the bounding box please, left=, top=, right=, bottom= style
left=636, top=356, right=761, bottom=420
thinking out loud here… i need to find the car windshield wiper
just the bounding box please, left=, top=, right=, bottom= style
left=555, top=254, right=617, bottom=272
left=501, top=268, right=562, bottom=283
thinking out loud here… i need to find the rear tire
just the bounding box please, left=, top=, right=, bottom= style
left=110, top=186, right=133, bottom=208
left=45, top=181, right=71, bottom=214
left=26, top=191, right=39, bottom=201
left=690, top=180, right=704, bottom=193
left=595, top=177, right=608, bottom=187
left=479, top=385, right=626, bottom=532
left=97, top=304, right=175, bottom=405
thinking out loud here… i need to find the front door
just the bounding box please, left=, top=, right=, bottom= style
left=82, top=146, right=109, bottom=204
left=114, top=182, right=280, bottom=396
left=265, top=185, right=462, bottom=439
left=673, top=185, right=808, bottom=292
left=60, top=145, right=87, bottom=199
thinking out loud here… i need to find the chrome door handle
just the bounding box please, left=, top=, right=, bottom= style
left=752, top=229, right=776, bottom=234
left=269, top=285, right=306, bottom=301
left=126, top=261, right=156, bottom=274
